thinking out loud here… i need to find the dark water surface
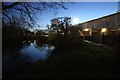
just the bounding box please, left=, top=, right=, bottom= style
left=3, top=40, right=55, bottom=72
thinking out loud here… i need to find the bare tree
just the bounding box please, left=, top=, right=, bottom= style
left=2, top=2, right=67, bottom=28
left=50, top=17, right=71, bottom=36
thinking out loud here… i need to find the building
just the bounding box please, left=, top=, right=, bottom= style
left=77, top=12, right=120, bottom=36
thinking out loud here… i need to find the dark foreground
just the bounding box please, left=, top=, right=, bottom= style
left=3, top=43, right=120, bottom=79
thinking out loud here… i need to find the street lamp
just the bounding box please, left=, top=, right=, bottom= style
left=84, top=28, right=89, bottom=31
left=101, top=28, right=107, bottom=33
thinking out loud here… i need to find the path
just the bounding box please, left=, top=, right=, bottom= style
left=84, top=40, right=116, bottom=50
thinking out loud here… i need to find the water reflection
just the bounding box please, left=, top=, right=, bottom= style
left=3, top=40, right=55, bottom=72
left=20, top=40, right=55, bottom=63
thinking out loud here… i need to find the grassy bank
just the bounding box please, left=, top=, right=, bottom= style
left=3, top=43, right=119, bottom=79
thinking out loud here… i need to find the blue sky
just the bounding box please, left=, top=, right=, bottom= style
left=35, top=2, right=118, bottom=29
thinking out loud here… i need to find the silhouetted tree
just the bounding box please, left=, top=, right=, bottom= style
left=50, top=17, right=71, bottom=37
left=49, top=17, right=83, bottom=47
left=2, top=2, right=67, bottom=28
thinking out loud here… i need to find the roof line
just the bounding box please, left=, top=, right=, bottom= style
left=78, top=12, right=120, bottom=25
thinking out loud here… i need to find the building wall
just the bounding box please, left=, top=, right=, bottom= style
left=78, top=12, right=120, bottom=36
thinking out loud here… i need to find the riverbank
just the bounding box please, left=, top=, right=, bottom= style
left=3, top=43, right=119, bottom=79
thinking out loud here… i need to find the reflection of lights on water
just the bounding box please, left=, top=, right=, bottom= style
left=51, top=46, right=55, bottom=50
left=34, top=40, right=36, bottom=44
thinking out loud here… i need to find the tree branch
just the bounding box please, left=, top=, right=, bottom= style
left=2, top=2, right=19, bottom=10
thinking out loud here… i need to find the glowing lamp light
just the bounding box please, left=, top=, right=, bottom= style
left=84, top=28, right=89, bottom=31
left=101, top=28, right=107, bottom=33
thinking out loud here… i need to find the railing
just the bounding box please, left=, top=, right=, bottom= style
left=81, top=35, right=120, bottom=47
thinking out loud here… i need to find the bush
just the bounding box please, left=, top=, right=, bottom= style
left=47, top=27, right=83, bottom=48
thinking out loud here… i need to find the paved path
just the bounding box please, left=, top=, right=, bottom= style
left=84, top=40, right=116, bottom=50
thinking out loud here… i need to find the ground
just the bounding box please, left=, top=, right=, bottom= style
left=3, top=43, right=120, bottom=79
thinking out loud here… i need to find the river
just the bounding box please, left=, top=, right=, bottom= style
left=2, top=40, right=55, bottom=72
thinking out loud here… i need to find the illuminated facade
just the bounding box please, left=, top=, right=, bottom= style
left=77, top=12, right=120, bottom=36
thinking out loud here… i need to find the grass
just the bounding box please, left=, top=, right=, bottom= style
left=3, top=43, right=119, bottom=79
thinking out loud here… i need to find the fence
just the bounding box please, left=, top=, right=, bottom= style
left=82, top=35, right=120, bottom=47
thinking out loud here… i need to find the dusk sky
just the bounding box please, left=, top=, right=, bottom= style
left=36, top=2, right=118, bottom=29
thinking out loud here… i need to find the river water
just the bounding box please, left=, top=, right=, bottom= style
left=3, top=40, right=55, bottom=72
